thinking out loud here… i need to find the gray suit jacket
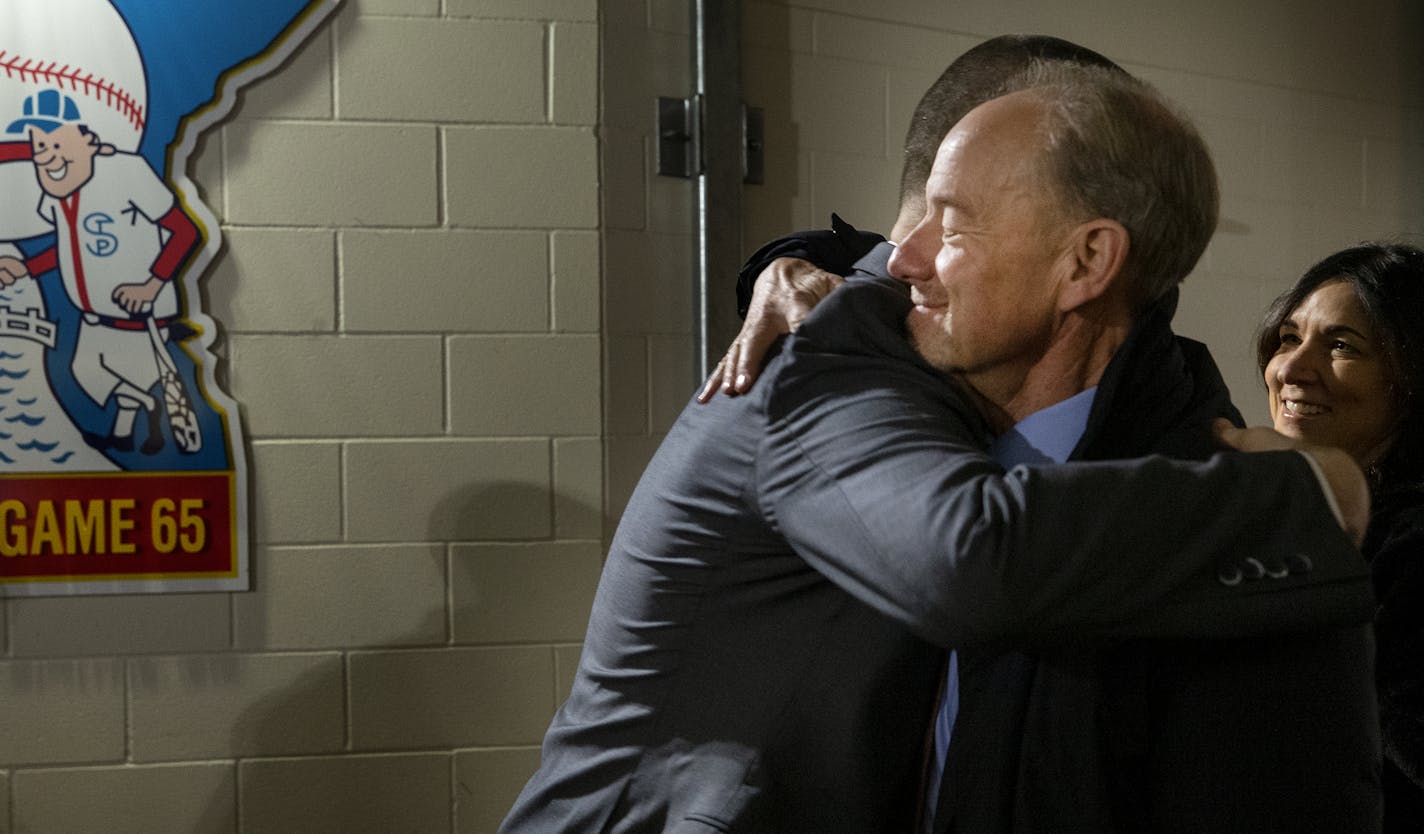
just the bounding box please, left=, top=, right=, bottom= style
left=500, top=259, right=1373, bottom=833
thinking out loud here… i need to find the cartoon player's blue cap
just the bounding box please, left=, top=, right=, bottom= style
left=6, top=89, right=83, bottom=135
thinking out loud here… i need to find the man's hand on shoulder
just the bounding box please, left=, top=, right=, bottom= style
left=697, top=257, right=845, bottom=403
left=1213, top=419, right=1370, bottom=546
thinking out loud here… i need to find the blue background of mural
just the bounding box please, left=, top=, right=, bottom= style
left=10, top=0, right=319, bottom=472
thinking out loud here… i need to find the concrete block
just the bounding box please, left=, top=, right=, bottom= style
left=644, top=149, right=695, bottom=235
left=1258, top=125, right=1365, bottom=209
left=448, top=0, right=597, bottom=21
left=1202, top=196, right=1294, bottom=281
left=342, top=230, right=549, bottom=333
left=349, top=647, right=555, bottom=748
left=225, top=121, right=438, bottom=227
left=448, top=335, right=601, bottom=435
left=240, top=753, right=450, bottom=834
left=352, top=0, right=439, bottom=14
left=552, top=230, right=600, bottom=332
left=205, top=229, right=337, bottom=334
left=604, top=335, right=648, bottom=436
left=0, top=659, right=124, bottom=765
left=552, top=22, right=598, bottom=126
left=742, top=145, right=814, bottom=252
left=234, top=545, right=447, bottom=650
left=1365, top=138, right=1424, bottom=215
left=602, top=29, right=689, bottom=133
left=338, top=17, right=545, bottom=123
left=229, top=335, right=444, bottom=437
left=554, top=437, right=602, bottom=539
left=12, top=763, right=234, bottom=834
left=602, top=230, right=694, bottom=335
left=451, top=542, right=602, bottom=643
left=1194, top=115, right=1265, bottom=201
left=788, top=53, right=886, bottom=158
left=648, top=0, right=691, bottom=34
left=8, top=595, right=230, bottom=657
left=345, top=439, right=551, bottom=541
left=250, top=442, right=343, bottom=544
left=446, top=127, right=598, bottom=229
left=815, top=15, right=975, bottom=71
left=600, top=126, right=646, bottom=231
left=128, top=653, right=344, bottom=761
left=602, top=0, right=647, bottom=31
left=742, top=2, right=814, bottom=53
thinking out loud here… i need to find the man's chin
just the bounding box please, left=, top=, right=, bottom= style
left=905, top=317, right=957, bottom=372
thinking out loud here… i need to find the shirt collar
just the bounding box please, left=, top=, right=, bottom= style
left=989, top=386, right=1098, bottom=467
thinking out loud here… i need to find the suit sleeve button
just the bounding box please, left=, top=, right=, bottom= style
left=1241, top=557, right=1266, bottom=580
left=1286, top=553, right=1314, bottom=574
left=1217, top=562, right=1244, bottom=586
left=1263, top=560, right=1289, bottom=579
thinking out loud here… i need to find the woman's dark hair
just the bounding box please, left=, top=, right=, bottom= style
left=1255, top=242, right=1424, bottom=492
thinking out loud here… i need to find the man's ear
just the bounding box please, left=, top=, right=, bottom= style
left=1056, top=218, right=1128, bottom=313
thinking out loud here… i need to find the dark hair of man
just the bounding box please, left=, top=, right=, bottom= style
left=1006, top=61, right=1220, bottom=308
left=898, top=35, right=1125, bottom=211
left=1255, top=242, right=1424, bottom=492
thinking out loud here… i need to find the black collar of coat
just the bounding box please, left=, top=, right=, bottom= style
left=1072, top=287, right=1243, bottom=462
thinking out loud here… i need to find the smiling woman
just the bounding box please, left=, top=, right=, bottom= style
left=1265, top=279, right=1402, bottom=466
left=1256, top=242, right=1424, bottom=831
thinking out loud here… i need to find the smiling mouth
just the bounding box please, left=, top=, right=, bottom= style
left=44, top=162, right=68, bottom=181
left=1283, top=399, right=1329, bottom=417
left=909, top=290, right=946, bottom=310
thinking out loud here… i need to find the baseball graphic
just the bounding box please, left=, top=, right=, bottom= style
left=0, top=0, right=340, bottom=595
left=0, top=0, right=147, bottom=240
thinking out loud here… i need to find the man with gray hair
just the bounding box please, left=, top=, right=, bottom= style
left=504, top=45, right=1378, bottom=833
left=718, top=50, right=1379, bottom=833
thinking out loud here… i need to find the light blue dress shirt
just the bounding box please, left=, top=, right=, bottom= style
left=924, top=386, right=1098, bottom=830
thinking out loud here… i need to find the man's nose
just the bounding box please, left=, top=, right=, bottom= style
left=887, top=220, right=933, bottom=285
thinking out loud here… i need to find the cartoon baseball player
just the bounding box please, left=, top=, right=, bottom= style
left=0, top=88, right=199, bottom=455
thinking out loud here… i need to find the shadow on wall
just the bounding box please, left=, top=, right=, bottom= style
left=205, top=481, right=600, bottom=832
left=426, top=478, right=561, bottom=544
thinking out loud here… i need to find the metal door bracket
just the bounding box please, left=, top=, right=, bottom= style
left=657, top=95, right=701, bottom=179
left=658, top=97, right=763, bottom=184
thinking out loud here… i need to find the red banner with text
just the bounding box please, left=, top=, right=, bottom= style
left=0, top=472, right=235, bottom=582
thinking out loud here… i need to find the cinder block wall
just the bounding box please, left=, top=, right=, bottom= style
left=0, top=0, right=602, bottom=832
left=744, top=0, right=1424, bottom=424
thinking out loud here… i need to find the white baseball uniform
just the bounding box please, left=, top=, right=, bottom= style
left=29, top=152, right=190, bottom=405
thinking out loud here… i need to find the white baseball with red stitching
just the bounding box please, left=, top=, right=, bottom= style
left=1, top=0, right=148, bottom=240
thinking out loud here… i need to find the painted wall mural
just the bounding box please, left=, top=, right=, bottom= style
left=0, top=0, right=341, bottom=594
